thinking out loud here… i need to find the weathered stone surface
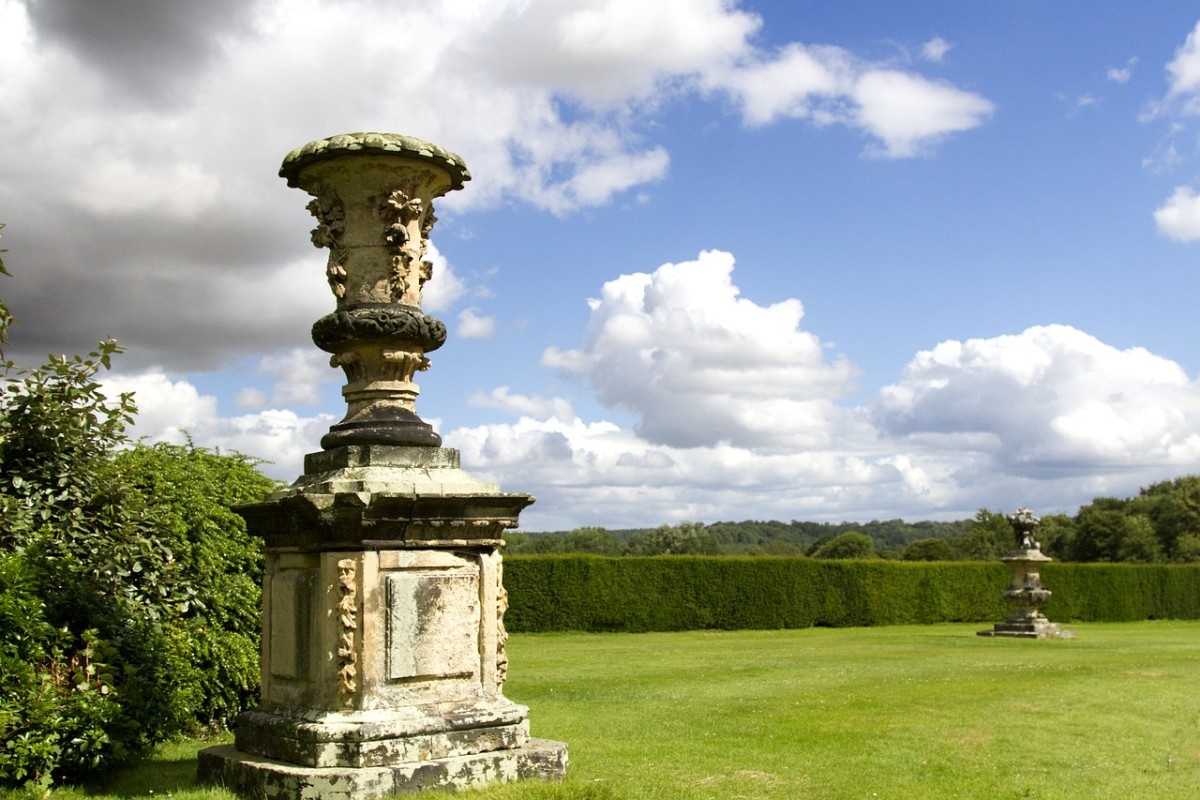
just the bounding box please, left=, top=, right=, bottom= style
left=279, top=133, right=470, bottom=191
left=237, top=491, right=533, bottom=550
left=254, top=549, right=512, bottom=713
left=281, top=133, right=471, bottom=449
left=234, top=707, right=530, bottom=768
left=234, top=448, right=535, bottom=550
left=198, top=739, right=567, bottom=799
left=199, top=745, right=395, bottom=800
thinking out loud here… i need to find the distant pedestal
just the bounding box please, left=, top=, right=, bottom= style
left=978, top=509, right=1072, bottom=639
left=197, top=446, right=567, bottom=798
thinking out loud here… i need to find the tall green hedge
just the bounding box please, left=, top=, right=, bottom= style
left=502, top=556, right=1200, bottom=633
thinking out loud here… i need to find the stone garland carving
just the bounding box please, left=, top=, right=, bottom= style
left=418, top=205, right=436, bottom=295
left=305, top=188, right=347, bottom=299
left=336, top=558, right=358, bottom=707
left=496, top=559, right=509, bottom=690
left=310, top=307, right=447, bottom=352
left=384, top=189, right=424, bottom=305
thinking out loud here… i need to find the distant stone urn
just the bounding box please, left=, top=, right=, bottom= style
left=978, top=507, right=1072, bottom=639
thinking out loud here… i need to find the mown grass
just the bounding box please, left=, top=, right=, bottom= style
left=13, top=622, right=1200, bottom=800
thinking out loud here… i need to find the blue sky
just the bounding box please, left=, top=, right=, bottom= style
left=3, top=1, right=1200, bottom=530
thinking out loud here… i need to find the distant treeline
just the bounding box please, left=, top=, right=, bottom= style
left=507, top=475, right=1200, bottom=564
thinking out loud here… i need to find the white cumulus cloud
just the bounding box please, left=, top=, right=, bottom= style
left=458, top=308, right=497, bottom=339
left=542, top=249, right=862, bottom=450
left=707, top=43, right=992, bottom=156
left=439, top=255, right=1200, bottom=530
left=875, top=324, right=1200, bottom=473
left=1154, top=185, right=1200, bottom=241
left=102, top=368, right=335, bottom=480
left=1166, top=20, right=1200, bottom=103
left=851, top=70, right=995, bottom=158
left=468, top=386, right=575, bottom=422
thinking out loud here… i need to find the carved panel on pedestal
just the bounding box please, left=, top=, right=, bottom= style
left=385, top=558, right=481, bottom=682
left=269, top=568, right=317, bottom=681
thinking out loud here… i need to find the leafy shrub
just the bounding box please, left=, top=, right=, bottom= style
left=0, top=254, right=274, bottom=787
left=111, top=441, right=276, bottom=727
left=0, top=331, right=186, bottom=786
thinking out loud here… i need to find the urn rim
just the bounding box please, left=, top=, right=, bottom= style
left=280, top=132, right=471, bottom=189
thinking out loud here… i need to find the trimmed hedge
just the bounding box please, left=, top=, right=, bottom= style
left=502, top=556, right=1200, bottom=632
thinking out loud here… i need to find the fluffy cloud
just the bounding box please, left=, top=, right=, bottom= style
left=102, top=368, right=334, bottom=481
left=1166, top=20, right=1200, bottom=104
left=851, top=70, right=994, bottom=157
left=1154, top=185, right=1200, bottom=241
left=468, top=387, right=576, bottom=422
left=542, top=250, right=862, bottom=449
left=1144, top=23, right=1200, bottom=236
left=875, top=325, right=1200, bottom=473
left=457, top=308, right=497, bottom=340
left=707, top=43, right=993, bottom=156
left=921, top=37, right=952, bottom=63
left=1107, top=57, right=1137, bottom=85
left=443, top=415, right=912, bottom=530
left=416, top=243, right=468, bottom=313
left=238, top=348, right=335, bottom=408
left=23, top=0, right=257, bottom=107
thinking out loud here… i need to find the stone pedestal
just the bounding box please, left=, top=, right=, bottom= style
left=197, top=447, right=568, bottom=797
left=198, top=133, right=566, bottom=798
left=978, top=508, right=1072, bottom=639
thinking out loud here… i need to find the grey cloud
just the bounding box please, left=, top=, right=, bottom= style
left=0, top=197, right=323, bottom=371
left=23, top=0, right=260, bottom=107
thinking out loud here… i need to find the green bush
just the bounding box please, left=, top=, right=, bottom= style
left=503, top=556, right=1200, bottom=633
left=0, top=334, right=187, bottom=786
left=111, top=441, right=276, bottom=728
left=0, top=257, right=274, bottom=787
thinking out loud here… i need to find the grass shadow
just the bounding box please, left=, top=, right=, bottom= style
left=88, top=756, right=199, bottom=799
left=84, top=739, right=228, bottom=799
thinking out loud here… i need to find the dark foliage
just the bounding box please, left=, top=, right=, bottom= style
left=503, top=556, right=1200, bottom=633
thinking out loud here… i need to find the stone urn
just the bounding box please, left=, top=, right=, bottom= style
left=979, top=507, right=1071, bottom=639
left=197, top=133, right=567, bottom=799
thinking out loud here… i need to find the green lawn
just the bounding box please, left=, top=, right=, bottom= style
left=17, top=622, right=1200, bottom=800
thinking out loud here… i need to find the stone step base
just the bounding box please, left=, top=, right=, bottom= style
left=233, top=706, right=530, bottom=768
left=978, top=620, right=1074, bottom=639
left=198, top=739, right=567, bottom=799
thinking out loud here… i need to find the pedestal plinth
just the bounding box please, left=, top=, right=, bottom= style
left=197, top=446, right=568, bottom=797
